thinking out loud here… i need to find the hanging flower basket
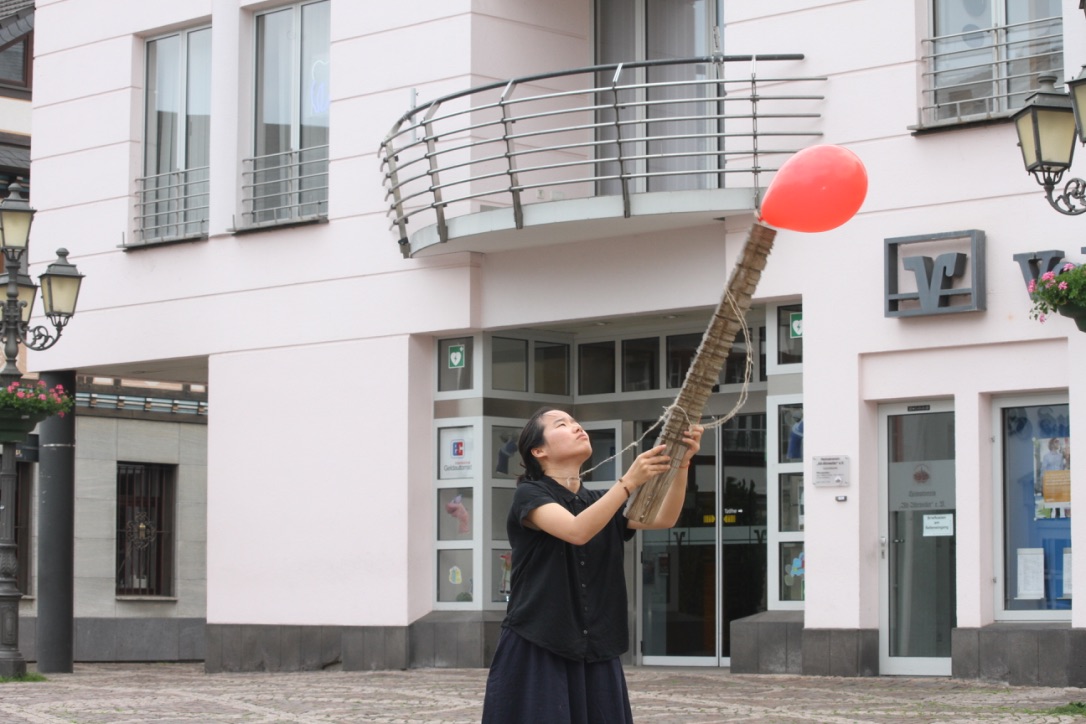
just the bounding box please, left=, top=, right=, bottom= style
left=0, top=409, right=49, bottom=443
left=0, top=380, right=74, bottom=443
left=1056, top=303, right=1086, bottom=333
left=1029, top=262, right=1086, bottom=332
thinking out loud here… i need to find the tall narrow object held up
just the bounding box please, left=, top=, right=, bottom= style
left=626, top=222, right=777, bottom=523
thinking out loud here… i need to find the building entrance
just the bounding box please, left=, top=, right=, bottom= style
left=879, top=401, right=956, bottom=676
left=639, top=414, right=767, bottom=665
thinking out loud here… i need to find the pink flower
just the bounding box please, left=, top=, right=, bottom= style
left=1039, top=313, right=1048, bottom=323
left=1042, top=271, right=1056, bottom=282
left=1064, top=263, right=1076, bottom=272
left=1059, top=282, right=1069, bottom=291
left=16, top=391, right=24, bottom=398
left=1028, top=279, right=1037, bottom=293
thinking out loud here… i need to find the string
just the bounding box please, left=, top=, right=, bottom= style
left=576, top=288, right=755, bottom=483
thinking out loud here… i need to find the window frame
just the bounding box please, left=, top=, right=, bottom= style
left=115, top=461, right=177, bottom=598
left=133, top=24, right=212, bottom=246
left=0, top=33, right=32, bottom=99
left=992, top=392, right=1071, bottom=621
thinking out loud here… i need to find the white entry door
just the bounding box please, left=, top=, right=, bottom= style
left=878, top=401, right=956, bottom=676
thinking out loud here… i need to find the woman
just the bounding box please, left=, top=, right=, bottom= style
left=482, top=406, right=702, bottom=723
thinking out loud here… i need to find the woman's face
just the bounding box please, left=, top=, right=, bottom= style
left=534, top=410, right=592, bottom=464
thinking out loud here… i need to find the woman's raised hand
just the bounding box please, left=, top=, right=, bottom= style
left=680, top=424, right=704, bottom=466
left=623, top=445, right=671, bottom=489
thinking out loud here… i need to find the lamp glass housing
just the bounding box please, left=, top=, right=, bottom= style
left=0, top=203, right=32, bottom=251
left=39, top=272, right=81, bottom=319
left=1014, top=104, right=1077, bottom=174
left=1069, top=67, right=1086, bottom=144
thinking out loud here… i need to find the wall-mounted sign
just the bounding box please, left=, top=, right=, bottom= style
left=789, top=312, right=803, bottom=338
left=447, top=344, right=465, bottom=369
left=813, top=455, right=849, bottom=487
left=438, top=426, right=473, bottom=479
left=923, top=513, right=954, bottom=537
left=885, top=229, right=986, bottom=317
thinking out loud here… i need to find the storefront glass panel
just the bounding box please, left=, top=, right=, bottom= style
left=1002, top=403, right=1071, bottom=610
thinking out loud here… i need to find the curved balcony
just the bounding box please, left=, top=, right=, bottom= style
left=380, top=55, right=825, bottom=258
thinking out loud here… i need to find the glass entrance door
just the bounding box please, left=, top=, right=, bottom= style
left=640, top=426, right=717, bottom=664
left=879, top=402, right=956, bottom=676
left=640, top=414, right=767, bottom=665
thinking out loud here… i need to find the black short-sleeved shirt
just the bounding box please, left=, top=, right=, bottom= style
left=501, top=476, right=636, bottom=662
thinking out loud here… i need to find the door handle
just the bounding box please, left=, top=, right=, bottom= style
left=880, top=536, right=887, bottom=559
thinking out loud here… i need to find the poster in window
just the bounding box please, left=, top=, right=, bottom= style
left=1034, top=436, right=1070, bottom=520
left=439, top=426, right=474, bottom=479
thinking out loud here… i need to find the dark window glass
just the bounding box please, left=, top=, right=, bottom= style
left=578, top=341, right=615, bottom=395
left=491, top=337, right=527, bottom=392
left=622, top=337, right=659, bottom=392
left=534, top=342, right=569, bottom=396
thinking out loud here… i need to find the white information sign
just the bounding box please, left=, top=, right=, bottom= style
left=438, top=426, right=474, bottom=479
left=1016, top=547, right=1045, bottom=600
left=923, top=513, right=954, bottom=537
left=812, top=455, right=849, bottom=487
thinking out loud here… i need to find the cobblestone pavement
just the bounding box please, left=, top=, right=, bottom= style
left=1, top=664, right=1086, bottom=723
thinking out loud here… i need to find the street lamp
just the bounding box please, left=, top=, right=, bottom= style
left=0, top=181, right=84, bottom=678
left=1012, top=75, right=1084, bottom=215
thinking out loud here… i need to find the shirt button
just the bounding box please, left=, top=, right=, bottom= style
left=581, top=583, right=586, bottom=588
left=580, top=561, right=585, bottom=566
left=583, top=629, right=588, bottom=635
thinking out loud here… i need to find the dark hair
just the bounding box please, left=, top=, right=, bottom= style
left=516, top=406, right=558, bottom=483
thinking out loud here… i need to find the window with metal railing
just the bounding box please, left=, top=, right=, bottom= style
left=116, top=462, right=175, bottom=597
left=241, top=144, right=328, bottom=226
left=133, top=26, right=211, bottom=246
left=919, top=12, right=1063, bottom=128
left=242, top=0, right=329, bottom=229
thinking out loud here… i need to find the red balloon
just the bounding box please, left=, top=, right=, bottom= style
left=759, top=145, right=868, bottom=232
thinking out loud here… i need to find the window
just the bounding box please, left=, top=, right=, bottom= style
left=776, top=304, right=803, bottom=366
left=595, top=0, right=723, bottom=194
left=921, top=0, right=1062, bottom=126
left=578, top=341, right=615, bottom=395
left=0, top=35, right=31, bottom=97
left=1000, top=401, right=1070, bottom=613
left=246, top=1, right=330, bottom=227
left=622, top=337, right=659, bottom=392
left=136, top=27, right=211, bottom=244
left=534, top=341, right=570, bottom=396
left=491, top=337, right=528, bottom=392
left=116, top=463, right=175, bottom=596
left=438, top=337, right=474, bottom=392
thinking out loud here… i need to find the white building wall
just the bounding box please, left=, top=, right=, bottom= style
left=21, top=0, right=1086, bottom=675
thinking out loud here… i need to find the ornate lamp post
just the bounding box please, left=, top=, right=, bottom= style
left=0, top=183, right=83, bottom=677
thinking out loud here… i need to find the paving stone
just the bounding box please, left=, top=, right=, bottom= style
left=0, top=663, right=1083, bottom=722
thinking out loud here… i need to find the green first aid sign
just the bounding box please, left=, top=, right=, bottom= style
left=789, top=312, right=803, bottom=339
left=448, top=344, right=465, bottom=369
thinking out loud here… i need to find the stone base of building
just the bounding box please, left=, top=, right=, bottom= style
left=729, top=611, right=804, bottom=674
left=205, top=611, right=506, bottom=672
left=20, top=617, right=207, bottom=662
left=952, top=623, right=1086, bottom=687
left=730, top=614, right=878, bottom=677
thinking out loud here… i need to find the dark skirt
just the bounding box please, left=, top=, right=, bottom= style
left=482, top=628, right=633, bottom=724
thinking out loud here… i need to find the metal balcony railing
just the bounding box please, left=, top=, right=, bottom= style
left=918, top=15, right=1063, bottom=127
left=380, top=55, right=825, bottom=254
left=241, top=145, right=329, bottom=228
left=133, top=167, right=210, bottom=245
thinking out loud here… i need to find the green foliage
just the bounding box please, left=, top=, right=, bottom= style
left=0, top=672, right=47, bottom=683
left=0, top=379, right=74, bottom=417
left=1029, top=262, right=1086, bottom=322
left=1041, top=702, right=1086, bottom=716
